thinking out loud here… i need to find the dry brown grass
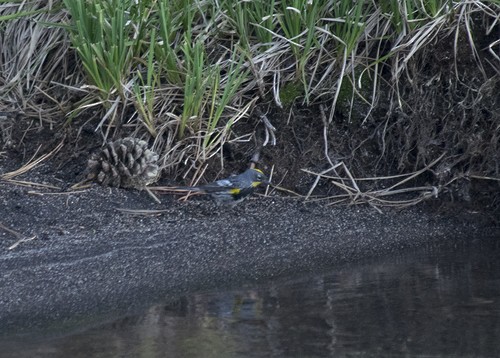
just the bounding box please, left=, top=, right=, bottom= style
left=1, top=0, right=498, bottom=208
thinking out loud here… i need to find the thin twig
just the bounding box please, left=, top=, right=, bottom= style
left=0, top=222, right=24, bottom=239
left=265, top=164, right=275, bottom=197
left=1, top=140, right=64, bottom=180
left=0, top=222, right=37, bottom=250
left=27, top=190, right=88, bottom=195
left=468, top=174, right=500, bottom=182
left=303, top=153, right=446, bottom=207
left=305, top=163, right=342, bottom=200
left=8, top=236, right=37, bottom=250
left=144, top=187, right=161, bottom=204
left=116, top=208, right=171, bottom=215
left=1, top=180, right=61, bottom=190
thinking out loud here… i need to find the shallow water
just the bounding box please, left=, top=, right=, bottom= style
left=3, top=236, right=500, bottom=357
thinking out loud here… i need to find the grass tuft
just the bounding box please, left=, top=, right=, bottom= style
left=1, top=0, right=498, bottom=202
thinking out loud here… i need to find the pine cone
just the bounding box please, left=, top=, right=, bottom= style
left=87, top=137, right=159, bottom=189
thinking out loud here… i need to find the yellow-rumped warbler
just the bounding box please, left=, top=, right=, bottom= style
left=177, top=168, right=269, bottom=204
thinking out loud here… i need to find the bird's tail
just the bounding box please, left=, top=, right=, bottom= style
left=161, top=185, right=205, bottom=193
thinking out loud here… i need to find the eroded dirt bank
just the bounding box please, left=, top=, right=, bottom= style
left=0, top=119, right=499, bottom=338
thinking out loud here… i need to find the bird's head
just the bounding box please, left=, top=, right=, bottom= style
left=249, top=168, right=270, bottom=187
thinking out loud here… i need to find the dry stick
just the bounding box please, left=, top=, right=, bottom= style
left=27, top=190, right=88, bottom=196
left=369, top=196, right=432, bottom=208
left=270, top=185, right=303, bottom=197
left=2, top=143, right=41, bottom=178
left=266, top=168, right=301, bottom=197
left=350, top=182, right=432, bottom=206
left=308, top=171, right=423, bottom=181
left=383, top=152, right=446, bottom=192
left=0, top=222, right=24, bottom=239
left=190, top=163, right=208, bottom=187
left=370, top=186, right=439, bottom=197
left=115, top=208, right=171, bottom=215
left=319, top=105, right=356, bottom=201
left=264, top=164, right=275, bottom=197
left=34, top=85, right=66, bottom=114
left=364, top=187, right=435, bottom=206
left=357, top=188, right=435, bottom=206
left=324, top=191, right=429, bottom=208
left=328, top=45, right=348, bottom=123
left=328, top=177, right=358, bottom=199
left=70, top=180, right=93, bottom=190
left=369, top=203, right=384, bottom=214
left=489, top=39, right=500, bottom=62
left=273, top=71, right=282, bottom=108
left=305, top=153, right=446, bottom=193
left=0, top=222, right=37, bottom=250
left=247, top=56, right=266, bottom=98
left=320, top=185, right=437, bottom=204
left=1, top=140, right=64, bottom=180
left=305, top=164, right=342, bottom=200
left=304, top=153, right=446, bottom=207
left=305, top=161, right=362, bottom=201
left=8, top=236, right=37, bottom=250
left=176, top=163, right=208, bottom=202
left=340, top=162, right=362, bottom=200
left=468, top=174, right=500, bottom=182
left=327, top=198, right=350, bottom=205
left=307, top=193, right=350, bottom=202
left=144, top=187, right=161, bottom=204
left=320, top=104, right=335, bottom=168
left=370, top=194, right=434, bottom=205
left=98, top=97, right=121, bottom=141
left=260, top=110, right=277, bottom=147
left=2, top=180, right=61, bottom=190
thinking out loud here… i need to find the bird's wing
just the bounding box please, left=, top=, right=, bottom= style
left=197, top=179, right=237, bottom=193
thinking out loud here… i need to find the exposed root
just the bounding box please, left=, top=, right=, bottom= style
left=304, top=153, right=446, bottom=208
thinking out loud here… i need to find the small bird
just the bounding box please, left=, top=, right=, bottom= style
left=176, top=168, right=269, bottom=204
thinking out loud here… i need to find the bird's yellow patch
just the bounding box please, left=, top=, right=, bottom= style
left=251, top=181, right=261, bottom=187
left=229, top=188, right=241, bottom=194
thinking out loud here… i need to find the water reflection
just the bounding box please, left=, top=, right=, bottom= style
left=6, top=237, right=500, bottom=357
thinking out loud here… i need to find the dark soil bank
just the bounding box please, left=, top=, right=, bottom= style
left=1, top=174, right=498, bottom=337
left=0, top=121, right=499, bottom=339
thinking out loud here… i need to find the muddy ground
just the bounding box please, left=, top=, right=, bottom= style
left=0, top=123, right=499, bottom=338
